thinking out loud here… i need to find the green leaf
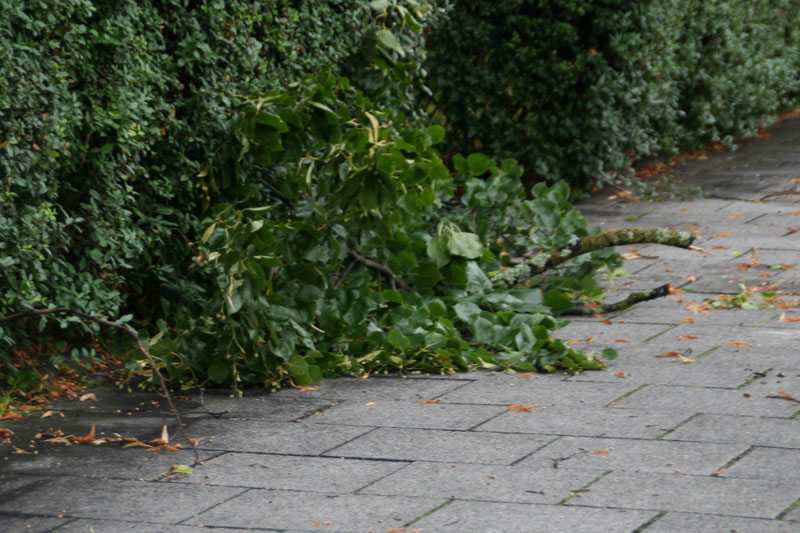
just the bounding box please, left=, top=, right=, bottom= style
left=382, top=289, right=403, bottom=304
left=466, top=153, right=492, bottom=176
left=447, top=232, right=483, bottom=259
left=369, top=0, right=391, bottom=11
left=426, top=235, right=451, bottom=267
left=208, top=359, right=230, bottom=384
left=426, top=125, right=446, bottom=144
left=601, top=348, right=618, bottom=361
left=387, top=328, right=410, bottom=350
left=375, top=29, right=405, bottom=56
left=305, top=245, right=331, bottom=263
left=288, top=353, right=309, bottom=378
left=543, top=289, right=572, bottom=316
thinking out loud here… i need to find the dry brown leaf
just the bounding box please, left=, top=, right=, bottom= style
left=590, top=449, right=611, bottom=454
left=759, top=273, right=772, bottom=278
left=298, top=386, right=321, bottom=392
left=0, top=427, right=14, bottom=437
left=712, top=466, right=728, bottom=476
left=564, top=338, right=584, bottom=345
left=122, top=440, right=152, bottom=448
left=614, top=372, right=627, bottom=377
left=778, top=391, right=798, bottom=402
left=668, top=286, right=686, bottom=295
left=726, top=342, right=752, bottom=348
left=1, top=412, right=23, bottom=420
left=684, top=275, right=697, bottom=282
left=73, top=425, right=96, bottom=443
left=712, top=245, right=730, bottom=250
left=677, top=335, right=698, bottom=340
left=679, top=317, right=695, bottom=323
left=601, top=319, right=613, bottom=325
left=714, top=233, right=732, bottom=238
left=417, top=399, right=440, bottom=404
left=789, top=210, right=800, bottom=215
left=507, top=404, right=534, bottom=413
left=79, top=393, right=97, bottom=402
left=735, top=263, right=752, bottom=270
left=728, top=214, right=743, bottom=220
left=46, top=436, right=73, bottom=445
left=779, top=313, right=800, bottom=323
left=364, top=402, right=376, bottom=406
left=621, top=251, right=645, bottom=260
left=615, top=339, right=629, bottom=343
left=655, top=351, right=695, bottom=363
left=518, top=372, right=535, bottom=379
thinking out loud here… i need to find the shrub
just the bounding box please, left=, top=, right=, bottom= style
left=0, top=0, right=442, bottom=387
left=424, top=0, right=800, bottom=190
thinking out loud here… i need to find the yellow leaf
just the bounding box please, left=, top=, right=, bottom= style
left=726, top=342, right=752, bottom=348
left=122, top=440, right=152, bottom=448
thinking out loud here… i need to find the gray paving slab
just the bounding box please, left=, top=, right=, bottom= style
left=183, top=489, right=445, bottom=532
left=519, top=435, right=746, bottom=475
left=179, top=393, right=339, bottom=422
left=187, top=451, right=407, bottom=492
left=0, top=475, right=245, bottom=523
left=1, top=444, right=204, bottom=481
left=360, top=462, right=602, bottom=504
left=0, top=513, right=70, bottom=533
left=609, top=384, right=800, bottom=417
left=410, top=500, right=658, bottom=532
left=272, top=375, right=474, bottom=402
left=50, top=521, right=267, bottom=532
left=438, top=373, right=638, bottom=408
left=314, top=398, right=504, bottom=429
left=475, top=406, right=695, bottom=439
left=720, top=446, right=800, bottom=482
left=187, top=419, right=373, bottom=454
left=663, top=414, right=800, bottom=447
left=322, top=427, right=555, bottom=464
left=571, top=470, right=800, bottom=518
left=641, top=512, right=800, bottom=533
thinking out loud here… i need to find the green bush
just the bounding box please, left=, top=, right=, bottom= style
left=0, top=0, right=443, bottom=385
left=149, top=73, right=621, bottom=388
left=424, top=0, right=800, bottom=190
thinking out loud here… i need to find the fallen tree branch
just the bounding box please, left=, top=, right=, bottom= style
left=0, top=308, right=199, bottom=466
left=563, top=284, right=673, bottom=315
left=348, top=250, right=414, bottom=291
left=492, top=227, right=695, bottom=287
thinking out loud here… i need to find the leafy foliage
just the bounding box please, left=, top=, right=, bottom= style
left=424, top=0, right=800, bottom=189
left=0, top=0, right=443, bottom=388
left=150, top=74, right=620, bottom=388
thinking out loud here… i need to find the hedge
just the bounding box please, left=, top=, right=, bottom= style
left=424, top=0, right=800, bottom=189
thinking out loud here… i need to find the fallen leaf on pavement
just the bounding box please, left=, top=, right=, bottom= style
left=79, top=393, right=97, bottom=402
left=615, top=339, right=629, bottom=343
left=726, top=342, right=752, bottom=347
left=714, top=233, right=732, bottom=238
left=621, top=251, right=645, bottom=260
left=0, top=427, right=14, bottom=437
left=778, top=391, right=798, bottom=402
left=417, top=399, right=440, bottom=404
left=779, top=313, right=800, bottom=322
left=668, top=286, right=686, bottom=295
left=298, top=386, right=321, bottom=392
left=364, top=402, right=376, bottom=406
left=73, top=424, right=96, bottom=443
left=590, top=449, right=611, bottom=454
left=685, top=275, right=697, bottom=282
left=1, top=412, right=23, bottom=420
left=679, top=317, right=695, bottom=323
left=507, top=404, right=534, bottom=412
left=655, top=351, right=695, bottom=363
left=122, top=440, right=152, bottom=448
left=712, top=245, right=730, bottom=250
left=728, top=214, right=743, bottom=220
left=614, top=372, right=627, bottom=377
left=678, top=335, right=698, bottom=340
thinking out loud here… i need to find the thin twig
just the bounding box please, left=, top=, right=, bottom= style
left=333, top=260, right=356, bottom=289
left=347, top=250, right=414, bottom=291
left=256, top=177, right=295, bottom=209
left=563, top=284, right=673, bottom=315
left=0, top=308, right=199, bottom=465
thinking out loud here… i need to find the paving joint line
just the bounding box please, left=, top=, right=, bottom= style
left=656, top=412, right=702, bottom=440
left=710, top=445, right=757, bottom=477
left=558, top=470, right=611, bottom=505
left=631, top=510, right=668, bottom=532
left=776, top=497, right=800, bottom=521
left=604, top=384, right=648, bottom=407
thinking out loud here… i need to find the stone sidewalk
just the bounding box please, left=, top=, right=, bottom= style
left=1, top=119, right=799, bottom=532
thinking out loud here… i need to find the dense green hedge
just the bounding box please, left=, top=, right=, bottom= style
left=424, top=0, right=800, bottom=189
left=0, top=0, right=444, bottom=387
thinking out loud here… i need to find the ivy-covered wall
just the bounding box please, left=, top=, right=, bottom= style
left=424, top=0, right=800, bottom=189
